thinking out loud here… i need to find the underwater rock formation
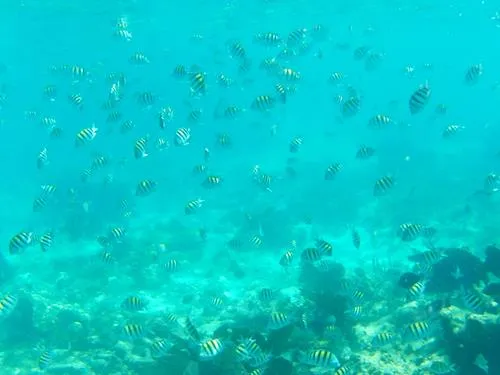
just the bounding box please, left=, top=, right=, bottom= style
left=425, top=248, right=487, bottom=293
left=440, top=306, right=499, bottom=375
left=484, top=244, right=500, bottom=278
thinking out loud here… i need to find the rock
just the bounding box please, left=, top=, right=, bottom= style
left=426, top=248, right=487, bottom=293
left=484, top=245, right=500, bottom=278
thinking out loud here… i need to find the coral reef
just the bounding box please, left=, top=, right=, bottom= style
left=425, top=247, right=488, bottom=293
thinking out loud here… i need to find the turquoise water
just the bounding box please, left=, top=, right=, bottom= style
left=1, top=0, right=500, bottom=374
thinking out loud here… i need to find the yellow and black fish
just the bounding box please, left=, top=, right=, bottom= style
left=373, top=175, right=394, bottom=196
left=75, top=125, right=98, bottom=147
left=136, top=179, right=157, bottom=196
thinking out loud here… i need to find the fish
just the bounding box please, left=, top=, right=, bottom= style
left=121, top=296, right=147, bottom=311
left=75, top=124, right=98, bottom=146
left=267, top=312, right=291, bottom=330
left=409, top=82, right=431, bottom=114
left=300, top=349, right=340, bottom=369
left=9, top=232, right=34, bottom=254
left=185, top=198, right=204, bottom=214
left=150, top=338, right=172, bottom=358
left=122, top=323, right=146, bottom=339
left=199, top=338, right=224, bottom=360
left=0, top=294, right=18, bottom=316
left=371, top=332, right=394, bottom=347
left=38, top=350, right=54, bottom=370
left=373, top=175, right=395, bottom=196
left=464, top=63, right=483, bottom=85
left=136, top=179, right=157, bottom=196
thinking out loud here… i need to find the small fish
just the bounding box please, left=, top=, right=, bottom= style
left=462, top=289, right=487, bottom=313
left=351, top=228, right=361, bottom=249
left=324, top=163, right=343, bottom=180
left=185, top=317, right=201, bottom=341
left=37, top=147, right=48, bottom=169
left=122, top=323, right=146, bottom=339
left=199, top=338, right=224, bottom=360
left=250, top=235, right=263, bottom=248
left=0, top=294, right=18, bottom=316
left=174, top=128, right=191, bottom=146
left=442, top=124, right=464, bottom=138
left=172, top=64, right=187, bottom=78
left=315, top=239, right=333, bottom=256
left=407, top=281, right=425, bottom=298
left=109, top=227, right=126, bottom=242
left=280, top=67, right=300, bottom=82
left=38, top=350, right=54, bottom=370
left=39, top=232, right=54, bottom=252
left=464, top=64, right=483, bottom=85
left=101, top=250, right=114, bottom=263
left=129, top=52, right=150, bottom=64
left=408, top=249, right=444, bottom=264
left=254, top=31, right=282, bottom=46
left=371, top=332, right=394, bottom=347
left=164, top=259, right=178, bottom=273
left=33, top=196, right=48, bottom=212
left=342, top=96, right=361, bottom=117
left=136, top=179, right=157, bottom=196
left=356, top=145, right=375, bottom=160
left=210, top=296, right=224, bottom=308
left=403, top=320, right=435, bottom=340
left=409, top=82, right=431, bottom=114
left=190, top=72, right=207, bottom=96
left=185, top=198, right=204, bottom=214
left=301, top=247, right=322, bottom=262
left=68, top=93, right=84, bottom=109
left=9, top=232, right=34, bottom=254
left=368, top=114, right=392, bottom=129
left=134, top=136, right=149, bottom=158
left=289, top=136, right=303, bottom=153
left=279, top=250, right=294, bottom=268
left=373, top=175, right=394, bottom=196
left=345, top=305, right=363, bottom=318
left=333, top=364, right=352, bottom=375
left=121, top=296, right=146, bottom=311
left=150, top=338, right=171, bottom=358
left=300, top=349, right=340, bottom=369
left=75, top=124, right=98, bottom=146
left=267, top=312, right=290, bottom=330
left=259, top=288, right=274, bottom=302
left=202, top=175, right=223, bottom=189
left=251, top=95, right=276, bottom=111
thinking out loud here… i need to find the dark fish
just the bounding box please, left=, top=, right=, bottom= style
left=122, top=323, right=146, bottom=339
left=39, top=232, right=54, bottom=252
left=136, top=179, right=157, bottom=196
left=373, top=175, right=394, bottom=196
left=409, top=82, right=431, bottom=114
left=121, top=296, right=146, bottom=311
left=289, top=136, right=303, bottom=153
left=464, top=64, right=483, bottom=85
left=9, top=232, right=34, bottom=254
left=0, top=293, right=17, bottom=316
left=185, top=317, right=201, bottom=341
left=324, top=163, right=343, bottom=180
left=38, top=350, right=54, bottom=370
left=356, top=145, right=375, bottom=160
left=351, top=228, right=361, bottom=249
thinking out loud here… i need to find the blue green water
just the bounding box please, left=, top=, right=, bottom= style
left=1, top=0, right=500, bottom=374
